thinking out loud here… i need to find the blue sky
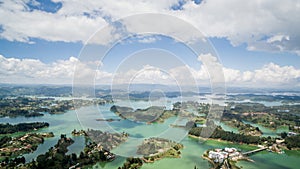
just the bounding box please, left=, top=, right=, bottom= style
left=0, top=38, right=81, bottom=63
left=1, top=37, right=299, bottom=71
left=0, top=0, right=300, bottom=88
left=210, top=38, right=300, bottom=71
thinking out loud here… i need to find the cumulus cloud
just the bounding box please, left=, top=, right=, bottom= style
left=1, top=55, right=300, bottom=88
left=0, top=54, right=109, bottom=84
left=253, top=63, right=300, bottom=84
left=110, top=65, right=174, bottom=85
left=0, top=0, right=107, bottom=43
left=172, top=0, right=300, bottom=55
left=0, top=0, right=299, bottom=54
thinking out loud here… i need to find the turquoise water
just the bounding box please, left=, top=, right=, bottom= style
left=237, top=150, right=300, bottom=169
left=242, top=121, right=289, bottom=137
left=0, top=99, right=299, bottom=169
left=218, top=122, right=239, bottom=133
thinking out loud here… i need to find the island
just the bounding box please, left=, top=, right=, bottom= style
left=0, top=132, right=54, bottom=163
left=224, top=102, right=300, bottom=132
left=110, top=102, right=208, bottom=124
left=118, top=157, right=143, bottom=169
left=0, top=97, right=111, bottom=117
left=83, top=129, right=129, bottom=151
left=1, top=134, right=116, bottom=169
left=1, top=86, right=300, bottom=169
left=137, top=137, right=183, bottom=163
left=110, top=105, right=167, bottom=123
left=190, top=124, right=300, bottom=169
left=203, top=147, right=255, bottom=169
left=0, top=122, right=49, bottom=134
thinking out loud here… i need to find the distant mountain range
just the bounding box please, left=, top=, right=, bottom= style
left=1, top=83, right=300, bottom=98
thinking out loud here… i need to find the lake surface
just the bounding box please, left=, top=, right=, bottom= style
left=0, top=98, right=299, bottom=169
left=242, top=121, right=289, bottom=138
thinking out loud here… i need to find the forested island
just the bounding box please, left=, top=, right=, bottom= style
left=110, top=105, right=168, bottom=123
left=137, top=137, right=183, bottom=163
left=118, top=157, right=143, bottom=169
left=189, top=126, right=264, bottom=145
left=224, top=102, right=300, bottom=132
left=0, top=122, right=49, bottom=134
left=0, top=97, right=111, bottom=117
left=110, top=101, right=209, bottom=124
left=83, top=129, right=129, bottom=151
left=72, top=129, right=129, bottom=150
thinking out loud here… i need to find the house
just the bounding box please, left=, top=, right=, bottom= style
left=276, top=139, right=285, bottom=144
left=294, top=126, right=300, bottom=130
left=208, top=151, right=228, bottom=163
left=288, top=132, right=297, bottom=137
left=224, top=147, right=237, bottom=153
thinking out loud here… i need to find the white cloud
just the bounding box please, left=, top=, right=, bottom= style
left=0, top=54, right=107, bottom=84
left=172, top=0, right=300, bottom=55
left=253, top=63, right=300, bottom=84
left=120, top=13, right=205, bottom=45
left=167, top=62, right=300, bottom=88
left=197, top=53, right=225, bottom=84
left=1, top=0, right=299, bottom=54
left=137, top=36, right=159, bottom=44
left=0, top=0, right=107, bottom=43
left=109, top=65, right=174, bottom=85
left=267, top=35, right=290, bottom=43
left=1, top=54, right=300, bottom=87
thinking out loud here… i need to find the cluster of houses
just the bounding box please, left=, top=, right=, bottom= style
left=208, top=147, right=240, bottom=163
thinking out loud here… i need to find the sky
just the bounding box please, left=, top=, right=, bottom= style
left=0, top=0, right=300, bottom=89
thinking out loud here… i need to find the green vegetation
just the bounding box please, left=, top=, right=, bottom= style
left=224, top=102, right=300, bottom=132
left=34, top=135, right=115, bottom=169
left=1, top=134, right=117, bottom=169
left=178, top=101, right=210, bottom=114
left=154, top=109, right=178, bottom=123
left=118, top=157, right=143, bottom=169
left=227, top=94, right=300, bottom=103
left=0, top=86, right=73, bottom=97
left=85, top=129, right=128, bottom=151
left=285, top=135, right=300, bottom=149
left=0, top=122, right=49, bottom=134
left=0, top=97, right=110, bottom=117
left=111, top=101, right=210, bottom=125
left=71, top=129, right=87, bottom=136
left=0, top=136, right=11, bottom=147
left=189, top=126, right=270, bottom=145
left=110, top=105, right=167, bottom=123
left=0, top=156, right=26, bottom=168
left=1, top=88, right=300, bottom=168
left=0, top=133, right=53, bottom=161
left=0, top=97, right=70, bottom=117
left=222, top=119, right=262, bottom=136
left=137, top=137, right=183, bottom=163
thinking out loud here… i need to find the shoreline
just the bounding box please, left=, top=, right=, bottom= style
left=201, top=153, right=219, bottom=169
left=188, top=134, right=262, bottom=148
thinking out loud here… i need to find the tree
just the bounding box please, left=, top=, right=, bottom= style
left=281, top=132, right=288, bottom=139
left=71, top=153, right=77, bottom=162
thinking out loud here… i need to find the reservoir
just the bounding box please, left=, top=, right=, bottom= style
left=0, top=98, right=299, bottom=169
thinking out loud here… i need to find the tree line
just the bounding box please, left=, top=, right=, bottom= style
left=0, top=122, right=49, bottom=134
left=189, top=126, right=270, bottom=144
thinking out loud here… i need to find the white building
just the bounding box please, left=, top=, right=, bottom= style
left=224, top=147, right=237, bottom=153
left=288, top=132, right=297, bottom=137
left=208, top=151, right=228, bottom=163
